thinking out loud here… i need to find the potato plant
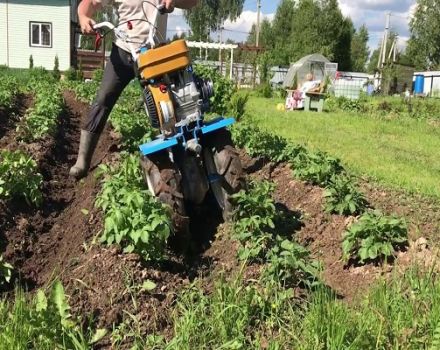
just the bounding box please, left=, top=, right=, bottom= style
left=342, top=210, right=408, bottom=264
left=0, top=150, right=43, bottom=205
left=96, top=154, right=170, bottom=261
left=324, top=174, right=368, bottom=215
left=18, top=83, right=64, bottom=142
left=0, top=76, right=19, bottom=109
left=231, top=181, right=319, bottom=286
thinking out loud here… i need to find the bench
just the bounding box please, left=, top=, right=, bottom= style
left=304, top=92, right=325, bottom=112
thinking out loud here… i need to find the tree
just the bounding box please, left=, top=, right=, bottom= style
left=286, top=0, right=353, bottom=69
left=270, top=0, right=296, bottom=65
left=351, top=25, right=370, bottom=72
left=184, top=0, right=246, bottom=41
left=407, top=0, right=440, bottom=70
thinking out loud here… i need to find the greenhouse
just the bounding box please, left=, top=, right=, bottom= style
left=283, top=54, right=336, bottom=89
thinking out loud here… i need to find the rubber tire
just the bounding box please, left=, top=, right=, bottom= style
left=140, top=152, right=189, bottom=239
left=204, top=129, right=245, bottom=221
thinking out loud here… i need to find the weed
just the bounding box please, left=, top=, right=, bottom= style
left=0, top=256, right=13, bottom=286
left=0, top=281, right=104, bottom=349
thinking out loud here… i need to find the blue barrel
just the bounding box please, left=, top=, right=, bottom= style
left=414, top=75, right=425, bottom=94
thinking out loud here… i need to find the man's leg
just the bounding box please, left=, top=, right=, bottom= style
left=70, top=45, right=135, bottom=179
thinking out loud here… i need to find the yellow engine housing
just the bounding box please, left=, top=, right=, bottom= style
left=138, top=40, right=190, bottom=80
left=147, top=85, right=176, bottom=134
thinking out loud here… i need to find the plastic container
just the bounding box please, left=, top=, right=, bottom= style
left=414, top=75, right=425, bottom=94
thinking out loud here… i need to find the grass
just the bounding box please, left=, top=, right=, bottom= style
left=246, top=96, right=440, bottom=198
left=136, top=265, right=440, bottom=350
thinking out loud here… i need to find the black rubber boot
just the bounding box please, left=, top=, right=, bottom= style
left=69, top=130, right=100, bottom=179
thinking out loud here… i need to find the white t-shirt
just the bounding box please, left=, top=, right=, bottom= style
left=96, top=0, right=168, bottom=52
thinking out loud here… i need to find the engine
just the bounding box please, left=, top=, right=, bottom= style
left=136, top=39, right=213, bottom=136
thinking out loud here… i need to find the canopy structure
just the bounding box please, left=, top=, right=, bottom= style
left=186, top=41, right=238, bottom=80
left=283, top=54, right=332, bottom=89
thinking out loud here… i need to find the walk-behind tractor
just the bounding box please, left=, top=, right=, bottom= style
left=94, top=4, right=245, bottom=236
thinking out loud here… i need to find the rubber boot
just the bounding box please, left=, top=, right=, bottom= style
left=69, top=130, right=100, bottom=179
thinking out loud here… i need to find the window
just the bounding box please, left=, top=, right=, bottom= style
left=30, top=22, right=52, bottom=48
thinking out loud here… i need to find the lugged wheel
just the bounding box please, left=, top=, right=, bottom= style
left=140, top=151, right=189, bottom=239
left=203, top=129, right=246, bottom=220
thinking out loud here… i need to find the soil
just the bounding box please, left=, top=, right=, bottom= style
left=1, top=92, right=439, bottom=346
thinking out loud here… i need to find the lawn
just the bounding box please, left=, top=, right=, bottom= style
left=246, top=96, right=440, bottom=198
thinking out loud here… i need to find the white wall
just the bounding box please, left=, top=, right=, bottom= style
left=0, top=1, right=8, bottom=66
left=1, top=0, right=71, bottom=70
left=414, top=71, right=440, bottom=97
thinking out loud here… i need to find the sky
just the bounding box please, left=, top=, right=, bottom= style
left=167, top=0, right=418, bottom=51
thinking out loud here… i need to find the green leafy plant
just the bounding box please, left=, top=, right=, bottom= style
left=53, top=55, right=61, bottom=81
left=227, top=92, right=249, bottom=121
left=342, top=210, right=408, bottom=263
left=231, top=123, right=292, bottom=163
left=0, top=281, right=105, bottom=349
left=291, top=150, right=345, bottom=186
left=256, top=82, right=273, bottom=98
left=264, top=237, right=320, bottom=287
left=96, top=154, right=171, bottom=261
left=0, top=150, right=43, bottom=205
left=231, top=181, right=317, bottom=286
left=0, top=256, right=13, bottom=286
left=0, top=76, right=19, bottom=109
left=232, top=181, right=278, bottom=261
left=29, top=55, right=34, bottom=69
left=109, top=84, right=156, bottom=152
left=18, top=83, right=64, bottom=142
left=194, top=65, right=236, bottom=115
left=324, top=174, right=368, bottom=215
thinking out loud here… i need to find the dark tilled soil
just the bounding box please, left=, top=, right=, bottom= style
left=239, top=152, right=432, bottom=301
left=0, top=94, right=32, bottom=142
left=1, top=94, right=439, bottom=346
left=0, top=91, right=116, bottom=288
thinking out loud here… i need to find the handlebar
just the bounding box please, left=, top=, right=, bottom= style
left=92, top=2, right=172, bottom=51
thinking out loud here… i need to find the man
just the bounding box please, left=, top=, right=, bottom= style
left=70, top=0, right=198, bottom=179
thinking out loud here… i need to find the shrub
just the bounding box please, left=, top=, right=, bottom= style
left=194, top=65, right=236, bottom=116
left=256, top=82, right=273, bottom=98
left=52, top=55, right=61, bottom=81
left=65, top=67, right=83, bottom=81
left=342, top=210, right=408, bottom=264
left=29, top=55, right=34, bottom=69
left=227, top=92, right=249, bottom=121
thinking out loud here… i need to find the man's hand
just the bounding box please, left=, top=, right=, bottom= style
left=78, top=0, right=101, bottom=34
left=79, top=15, right=96, bottom=34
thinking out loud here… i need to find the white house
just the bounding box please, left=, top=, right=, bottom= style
left=0, top=0, right=79, bottom=71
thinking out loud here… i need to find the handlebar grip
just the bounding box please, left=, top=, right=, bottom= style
left=158, top=4, right=174, bottom=14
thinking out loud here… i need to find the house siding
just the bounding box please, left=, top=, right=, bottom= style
left=0, top=0, right=71, bottom=70
left=0, top=1, right=8, bottom=66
